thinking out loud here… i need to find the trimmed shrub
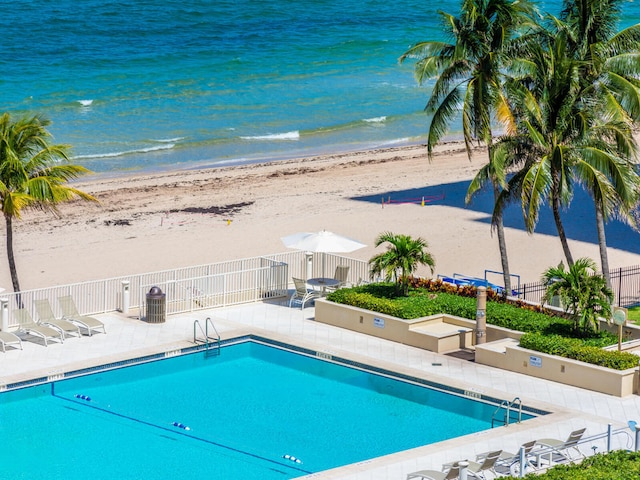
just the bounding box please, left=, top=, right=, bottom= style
left=517, top=333, right=638, bottom=370
left=326, top=282, right=631, bottom=370
left=503, top=450, right=640, bottom=479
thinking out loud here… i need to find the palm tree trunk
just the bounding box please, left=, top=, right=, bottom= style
left=552, top=196, right=574, bottom=267
left=5, top=214, right=21, bottom=294
left=595, top=202, right=611, bottom=288
left=493, top=184, right=512, bottom=295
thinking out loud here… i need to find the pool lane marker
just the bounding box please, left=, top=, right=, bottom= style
left=51, top=391, right=312, bottom=475
left=172, top=421, right=191, bottom=431
left=283, top=454, right=303, bottom=464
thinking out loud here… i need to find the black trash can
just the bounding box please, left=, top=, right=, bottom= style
left=146, top=286, right=166, bottom=323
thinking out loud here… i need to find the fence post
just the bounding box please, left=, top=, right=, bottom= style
left=0, top=297, right=8, bottom=331
left=607, top=423, right=612, bottom=452
left=635, top=424, right=640, bottom=452
left=121, top=281, right=130, bottom=314
left=618, top=267, right=623, bottom=306
left=475, top=287, right=487, bottom=345
left=519, top=445, right=526, bottom=478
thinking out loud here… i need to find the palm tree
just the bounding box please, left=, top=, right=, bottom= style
left=0, top=113, right=97, bottom=294
left=577, top=129, right=639, bottom=287
left=400, top=0, right=536, bottom=294
left=541, top=257, right=613, bottom=333
left=368, top=232, right=435, bottom=296
left=496, top=3, right=640, bottom=277
left=493, top=33, right=584, bottom=267
left=560, top=0, right=640, bottom=286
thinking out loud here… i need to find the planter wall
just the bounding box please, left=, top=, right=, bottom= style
left=314, top=299, right=521, bottom=353
left=315, top=298, right=640, bottom=397
left=475, top=339, right=639, bottom=397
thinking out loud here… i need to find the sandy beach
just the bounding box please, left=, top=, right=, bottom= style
left=2, top=143, right=640, bottom=292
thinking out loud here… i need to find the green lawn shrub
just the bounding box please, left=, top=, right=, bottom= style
left=326, top=282, right=633, bottom=369
left=519, top=333, right=639, bottom=370
left=503, top=450, right=640, bottom=479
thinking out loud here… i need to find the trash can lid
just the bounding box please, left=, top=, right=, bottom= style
left=148, top=286, right=163, bottom=295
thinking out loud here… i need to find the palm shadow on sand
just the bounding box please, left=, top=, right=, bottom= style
left=351, top=179, right=640, bottom=255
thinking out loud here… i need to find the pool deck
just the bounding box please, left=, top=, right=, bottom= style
left=2, top=298, right=640, bottom=479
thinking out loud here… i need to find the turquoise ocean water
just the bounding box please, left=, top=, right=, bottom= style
left=1, top=0, right=638, bottom=175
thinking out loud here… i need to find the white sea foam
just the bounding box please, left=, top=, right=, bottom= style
left=78, top=99, right=93, bottom=106
left=376, top=137, right=410, bottom=146
left=241, top=131, right=300, bottom=141
left=73, top=143, right=175, bottom=160
left=155, top=137, right=184, bottom=143
left=364, top=116, right=386, bottom=123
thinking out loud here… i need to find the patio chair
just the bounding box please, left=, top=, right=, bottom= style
left=0, top=330, right=23, bottom=352
left=14, top=309, right=64, bottom=346
left=465, top=449, right=502, bottom=479
left=34, top=298, right=81, bottom=339
left=483, top=440, right=537, bottom=476
left=58, top=295, right=106, bottom=336
left=289, top=277, right=321, bottom=309
left=534, top=428, right=586, bottom=465
left=407, top=465, right=460, bottom=480
left=325, top=265, right=350, bottom=293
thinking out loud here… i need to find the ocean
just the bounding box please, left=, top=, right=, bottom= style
left=1, top=0, right=638, bottom=175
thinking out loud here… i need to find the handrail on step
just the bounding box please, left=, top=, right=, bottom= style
left=193, top=317, right=221, bottom=353
left=491, top=396, right=523, bottom=428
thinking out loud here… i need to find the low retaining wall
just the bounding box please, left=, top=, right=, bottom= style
left=475, top=339, right=639, bottom=397
left=315, top=299, right=640, bottom=396
left=314, top=299, right=521, bottom=353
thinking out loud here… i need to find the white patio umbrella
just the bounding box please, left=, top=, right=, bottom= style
left=281, top=230, right=366, bottom=277
left=281, top=230, right=366, bottom=253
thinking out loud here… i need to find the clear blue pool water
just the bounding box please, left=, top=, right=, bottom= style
left=0, top=340, right=536, bottom=479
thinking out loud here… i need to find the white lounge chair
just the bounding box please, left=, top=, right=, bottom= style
left=14, top=309, right=64, bottom=346
left=535, top=428, right=586, bottom=465
left=289, top=277, right=321, bottom=309
left=58, top=295, right=106, bottom=336
left=465, top=450, right=502, bottom=479
left=34, top=298, right=82, bottom=339
left=482, top=440, right=537, bottom=476
left=407, top=465, right=460, bottom=480
left=0, top=330, right=23, bottom=352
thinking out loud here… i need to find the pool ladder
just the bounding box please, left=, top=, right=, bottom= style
left=193, top=317, right=221, bottom=356
left=491, top=397, right=522, bottom=427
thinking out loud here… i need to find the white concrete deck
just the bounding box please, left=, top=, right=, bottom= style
left=1, top=298, right=639, bottom=479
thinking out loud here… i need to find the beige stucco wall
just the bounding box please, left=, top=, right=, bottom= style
left=315, top=298, right=640, bottom=396
left=475, top=339, right=639, bottom=397
left=314, top=299, right=520, bottom=353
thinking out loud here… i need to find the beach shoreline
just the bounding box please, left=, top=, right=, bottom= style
left=3, top=142, right=640, bottom=291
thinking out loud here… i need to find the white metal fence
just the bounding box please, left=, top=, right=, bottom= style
left=0, top=251, right=370, bottom=327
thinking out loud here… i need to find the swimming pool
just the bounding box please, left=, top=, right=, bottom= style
left=0, top=338, right=539, bottom=479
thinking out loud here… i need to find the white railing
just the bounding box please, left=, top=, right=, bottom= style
left=138, top=262, right=289, bottom=319
left=0, top=252, right=370, bottom=328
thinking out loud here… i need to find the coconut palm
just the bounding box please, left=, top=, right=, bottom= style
left=496, top=2, right=640, bottom=276
left=542, top=257, right=613, bottom=333
left=493, top=33, right=585, bottom=267
left=368, top=232, right=435, bottom=296
left=400, top=0, right=536, bottom=294
left=0, top=113, right=97, bottom=294
left=560, top=0, right=640, bottom=286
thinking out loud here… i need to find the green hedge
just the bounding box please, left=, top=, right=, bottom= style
left=519, top=333, right=639, bottom=370
left=325, top=283, right=635, bottom=370
left=327, top=284, right=579, bottom=335
left=503, top=450, right=640, bottom=479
